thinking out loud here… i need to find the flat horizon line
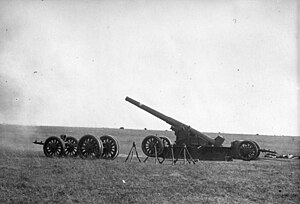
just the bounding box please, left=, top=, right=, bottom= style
left=1, top=123, right=298, bottom=137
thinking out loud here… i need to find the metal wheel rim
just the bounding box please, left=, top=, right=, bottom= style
left=237, top=141, right=259, bottom=161
left=64, top=136, right=78, bottom=157
left=78, top=135, right=102, bottom=159
left=251, top=141, right=260, bottom=159
left=43, top=136, right=64, bottom=157
left=100, top=135, right=119, bottom=160
left=141, top=135, right=164, bottom=157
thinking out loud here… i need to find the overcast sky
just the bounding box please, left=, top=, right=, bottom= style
left=0, top=0, right=298, bottom=136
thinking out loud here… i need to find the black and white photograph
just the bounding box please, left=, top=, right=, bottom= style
left=0, top=0, right=299, bottom=203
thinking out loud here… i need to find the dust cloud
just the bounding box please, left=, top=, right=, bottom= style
left=0, top=125, right=44, bottom=153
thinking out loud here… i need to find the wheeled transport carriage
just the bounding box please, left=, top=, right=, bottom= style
left=77, top=135, right=119, bottom=160
left=125, top=96, right=269, bottom=161
left=33, top=134, right=119, bottom=160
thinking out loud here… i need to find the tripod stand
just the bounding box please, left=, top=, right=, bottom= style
left=125, top=142, right=141, bottom=162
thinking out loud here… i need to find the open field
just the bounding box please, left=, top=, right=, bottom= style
left=0, top=124, right=300, bottom=203
left=1, top=124, right=300, bottom=156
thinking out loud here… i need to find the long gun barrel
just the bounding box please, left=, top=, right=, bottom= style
left=125, top=96, right=224, bottom=146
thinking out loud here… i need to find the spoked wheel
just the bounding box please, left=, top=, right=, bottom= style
left=141, top=135, right=164, bottom=157
left=100, top=135, right=119, bottom=160
left=64, top=136, right=78, bottom=157
left=159, top=136, right=172, bottom=159
left=159, top=136, right=172, bottom=148
left=78, top=135, right=103, bottom=159
left=237, top=140, right=259, bottom=161
left=251, top=141, right=260, bottom=160
left=43, top=136, right=64, bottom=157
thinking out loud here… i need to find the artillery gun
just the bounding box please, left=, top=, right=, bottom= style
left=33, top=134, right=119, bottom=160
left=125, top=96, right=263, bottom=161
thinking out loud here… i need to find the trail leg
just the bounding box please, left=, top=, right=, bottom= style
left=130, top=150, right=134, bottom=161
left=125, top=145, right=134, bottom=162
left=143, top=157, right=149, bottom=163
left=154, top=145, right=158, bottom=165
left=133, top=142, right=141, bottom=162
left=183, top=145, right=187, bottom=165
left=185, top=146, right=196, bottom=164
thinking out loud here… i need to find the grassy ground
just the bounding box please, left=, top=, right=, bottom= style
left=0, top=150, right=299, bottom=203
left=0, top=124, right=299, bottom=203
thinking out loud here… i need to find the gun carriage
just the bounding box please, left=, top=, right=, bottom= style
left=33, top=134, right=119, bottom=160
left=125, top=96, right=262, bottom=161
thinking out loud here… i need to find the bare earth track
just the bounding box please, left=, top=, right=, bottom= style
left=0, top=124, right=299, bottom=203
